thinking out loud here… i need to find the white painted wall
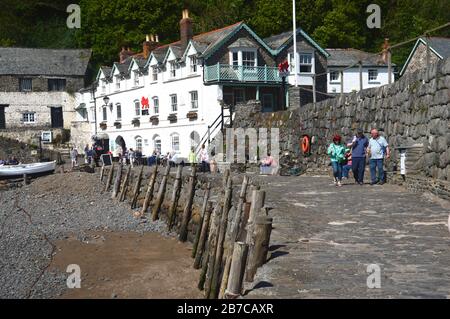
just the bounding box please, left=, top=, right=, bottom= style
left=327, top=67, right=394, bottom=93
left=86, top=60, right=222, bottom=161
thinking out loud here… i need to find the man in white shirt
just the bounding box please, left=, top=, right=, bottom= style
left=199, top=144, right=209, bottom=173
left=368, top=129, right=390, bottom=185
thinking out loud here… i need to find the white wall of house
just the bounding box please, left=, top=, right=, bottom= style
left=85, top=58, right=223, bottom=161
left=327, top=67, right=393, bottom=93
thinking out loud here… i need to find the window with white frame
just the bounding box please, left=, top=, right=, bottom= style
left=135, top=136, right=143, bottom=152
left=133, top=71, right=140, bottom=86
left=152, top=67, right=158, bottom=82
left=231, top=51, right=239, bottom=66
left=190, top=91, right=198, bottom=109
left=242, top=51, right=256, bottom=67
left=170, top=94, right=177, bottom=112
left=190, top=56, right=198, bottom=73
left=153, top=96, right=159, bottom=114
left=22, top=112, right=35, bottom=123
left=170, top=61, right=177, bottom=78
left=299, top=53, right=313, bottom=73
left=102, top=106, right=107, bottom=122
left=90, top=107, right=95, bottom=122
left=116, top=103, right=122, bottom=120
left=153, top=135, right=161, bottom=153
left=330, top=71, right=340, bottom=82
left=368, top=69, right=378, bottom=82
left=101, top=81, right=106, bottom=94
left=171, top=133, right=180, bottom=152
left=115, top=76, right=120, bottom=90
left=134, top=100, right=141, bottom=117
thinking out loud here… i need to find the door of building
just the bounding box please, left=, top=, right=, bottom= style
left=51, top=106, right=64, bottom=128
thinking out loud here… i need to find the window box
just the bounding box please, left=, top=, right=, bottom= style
left=150, top=116, right=159, bottom=125
left=131, top=118, right=140, bottom=127
left=113, top=121, right=122, bottom=128
left=168, top=113, right=177, bottom=123
left=99, top=122, right=107, bottom=130
left=186, top=111, right=198, bottom=121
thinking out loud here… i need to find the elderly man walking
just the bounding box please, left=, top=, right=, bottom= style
left=368, top=129, right=390, bottom=185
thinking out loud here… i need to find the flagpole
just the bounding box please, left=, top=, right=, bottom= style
left=293, top=0, right=298, bottom=87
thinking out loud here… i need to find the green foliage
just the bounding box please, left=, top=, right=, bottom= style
left=1, top=0, right=449, bottom=77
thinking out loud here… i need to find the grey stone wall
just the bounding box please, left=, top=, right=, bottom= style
left=233, top=57, right=450, bottom=198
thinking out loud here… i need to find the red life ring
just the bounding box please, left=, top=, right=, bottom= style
left=301, top=136, right=311, bottom=154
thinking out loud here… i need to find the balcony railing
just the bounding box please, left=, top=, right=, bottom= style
left=204, top=63, right=282, bottom=84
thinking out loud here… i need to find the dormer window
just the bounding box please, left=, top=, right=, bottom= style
left=115, top=76, right=120, bottom=91
left=152, top=67, right=158, bottom=82
left=133, top=71, right=140, bottom=86
left=170, top=61, right=177, bottom=78
left=190, top=56, right=198, bottom=73
left=229, top=49, right=257, bottom=67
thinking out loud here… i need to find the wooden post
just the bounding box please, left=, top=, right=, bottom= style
left=111, top=163, right=123, bottom=198
left=179, top=165, right=197, bottom=242
left=222, top=174, right=233, bottom=219
left=218, top=255, right=232, bottom=299
left=60, top=165, right=64, bottom=174
left=359, top=61, right=363, bottom=91
left=388, top=48, right=393, bottom=84
left=210, top=203, right=232, bottom=299
left=245, top=215, right=273, bottom=282
left=198, top=202, right=221, bottom=291
left=119, top=165, right=132, bottom=202
left=192, top=183, right=212, bottom=258
left=194, top=201, right=214, bottom=268
left=104, top=163, right=115, bottom=192
left=141, top=165, right=158, bottom=215
left=228, top=175, right=249, bottom=248
left=245, top=189, right=265, bottom=244
left=168, top=165, right=184, bottom=229
left=225, top=242, right=248, bottom=299
left=131, top=165, right=144, bottom=208
left=340, top=71, right=344, bottom=98
left=151, top=163, right=171, bottom=221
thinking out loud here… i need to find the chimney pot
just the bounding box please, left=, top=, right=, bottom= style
left=155, top=35, right=159, bottom=42
left=146, top=35, right=150, bottom=42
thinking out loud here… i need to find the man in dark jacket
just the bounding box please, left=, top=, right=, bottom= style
left=348, top=129, right=369, bottom=185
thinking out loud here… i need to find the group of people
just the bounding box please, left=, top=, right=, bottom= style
left=328, top=128, right=390, bottom=187
left=0, top=156, right=20, bottom=166
left=188, top=144, right=217, bottom=173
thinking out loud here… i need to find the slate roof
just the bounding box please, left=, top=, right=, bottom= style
left=264, top=31, right=293, bottom=50
left=326, top=48, right=390, bottom=67
left=423, top=37, right=450, bottom=59
left=0, top=47, right=92, bottom=76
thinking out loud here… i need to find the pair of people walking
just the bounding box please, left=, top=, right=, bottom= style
left=328, top=129, right=390, bottom=186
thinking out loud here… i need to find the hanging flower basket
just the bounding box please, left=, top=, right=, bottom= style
left=131, top=118, right=140, bottom=127
left=113, top=121, right=122, bottom=128
left=99, top=122, right=107, bottom=130
left=168, top=114, right=177, bottom=123
left=187, top=111, right=198, bottom=121
left=150, top=116, right=159, bottom=125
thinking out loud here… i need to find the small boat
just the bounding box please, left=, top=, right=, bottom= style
left=0, top=161, right=56, bottom=177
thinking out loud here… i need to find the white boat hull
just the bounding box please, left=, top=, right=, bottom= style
left=0, top=161, right=56, bottom=177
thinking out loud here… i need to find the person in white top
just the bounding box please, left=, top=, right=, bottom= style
left=367, top=129, right=390, bottom=185
left=199, top=144, right=209, bottom=173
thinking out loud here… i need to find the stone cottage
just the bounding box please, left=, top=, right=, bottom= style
left=400, top=37, right=450, bottom=76
left=0, top=47, right=92, bottom=145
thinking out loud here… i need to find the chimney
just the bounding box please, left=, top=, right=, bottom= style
left=381, top=38, right=390, bottom=64
left=120, top=47, right=127, bottom=63
left=180, top=9, right=193, bottom=50
left=142, top=34, right=160, bottom=59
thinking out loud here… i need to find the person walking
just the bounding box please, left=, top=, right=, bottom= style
left=188, top=147, right=197, bottom=167
left=129, top=148, right=136, bottom=168
left=84, top=144, right=90, bottom=164
left=199, top=144, right=209, bottom=173
left=349, top=128, right=369, bottom=185
left=70, top=147, right=78, bottom=169
left=342, top=146, right=353, bottom=180
left=327, top=135, right=346, bottom=187
left=368, top=129, right=390, bottom=185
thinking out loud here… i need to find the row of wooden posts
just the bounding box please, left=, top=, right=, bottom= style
left=99, top=162, right=273, bottom=299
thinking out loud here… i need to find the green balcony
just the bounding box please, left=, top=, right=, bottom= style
left=204, top=63, right=282, bottom=85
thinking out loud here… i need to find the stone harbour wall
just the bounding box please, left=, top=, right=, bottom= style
left=233, top=57, right=450, bottom=199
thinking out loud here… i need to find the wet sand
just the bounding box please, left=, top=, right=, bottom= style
left=51, top=231, right=203, bottom=299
